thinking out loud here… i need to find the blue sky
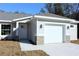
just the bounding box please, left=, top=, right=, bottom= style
left=0, top=3, right=45, bottom=14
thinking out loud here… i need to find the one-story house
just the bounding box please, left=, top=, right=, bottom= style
left=0, top=12, right=78, bottom=45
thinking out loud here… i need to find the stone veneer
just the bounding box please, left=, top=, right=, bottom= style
left=64, top=35, right=70, bottom=43
left=35, top=36, right=44, bottom=45
left=35, top=35, right=70, bottom=45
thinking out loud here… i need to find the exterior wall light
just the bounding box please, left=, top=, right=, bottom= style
left=67, top=26, right=69, bottom=29
left=40, top=24, right=42, bottom=29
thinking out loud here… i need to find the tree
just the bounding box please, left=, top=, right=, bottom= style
left=40, top=3, right=63, bottom=16
left=73, top=4, right=79, bottom=20
left=39, top=8, right=46, bottom=14
left=45, top=3, right=54, bottom=13
left=53, top=3, right=63, bottom=15
left=61, top=3, right=79, bottom=18
left=40, top=3, right=79, bottom=20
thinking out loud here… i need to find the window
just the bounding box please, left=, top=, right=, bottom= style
left=1, top=25, right=11, bottom=35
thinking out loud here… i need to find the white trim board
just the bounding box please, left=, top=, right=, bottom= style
left=0, top=20, right=12, bottom=22
left=34, top=15, right=79, bottom=23
left=13, top=16, right=33, bottom=21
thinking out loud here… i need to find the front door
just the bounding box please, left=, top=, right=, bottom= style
left=19, top=23, right=27, bottom=40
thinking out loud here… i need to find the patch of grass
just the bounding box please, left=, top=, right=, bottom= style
left=0, top=41, right=48, bottom=56
left=0, top=41, right=20, bottom=48
left=21, top=50, right=49, bottom=56
left=71, top=40, right=79, bottom=44
left=0, top=41, right=21, bottom=56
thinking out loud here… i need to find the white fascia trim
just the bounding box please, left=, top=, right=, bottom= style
left=34, top=15, right=78, bottom=23
left=18, top=20, right=31, bottom=23
left=72, top=21, right=79, bottom=23
left=13, top=16, right=33, bottom=21
left=0, top=20, right=12, bottom=22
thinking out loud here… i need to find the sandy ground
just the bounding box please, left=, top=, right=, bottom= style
left=0, top=41, right=48, bottom=56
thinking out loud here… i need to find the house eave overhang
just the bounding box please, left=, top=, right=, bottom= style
left=34, top=15, right=78, bottom=24
left=0, top=20, right=12, bottom=22
left=0, top=16, right=32, bottom=23
left=0, top=15, right=78, bottom=24
left=17, top=20, right=31, bottom=23
left=12, top=16, right=33, bottom=22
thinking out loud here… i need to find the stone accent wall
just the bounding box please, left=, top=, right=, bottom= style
left=35, top=35, right=70, bottom=45
left=64, top=35, right=70, bottom=43
left=35, top=36, right=44, bottom=45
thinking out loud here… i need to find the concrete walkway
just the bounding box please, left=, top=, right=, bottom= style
left=20, top=42, right=79, bottom=56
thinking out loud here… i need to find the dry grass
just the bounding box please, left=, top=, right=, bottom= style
left=0, top=41, right=20, bottom=48
left=0, top=41, right=48, bottom=56
left=71, top=40, right=79, bottom=44
left=0, top=41, right=21, bottom=56
left=21, top=50, right=49, bottom=56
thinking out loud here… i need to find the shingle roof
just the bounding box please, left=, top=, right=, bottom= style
left=0, top=11, right=31, bottom=20
left=0, top=12, right=75, bottom=21
left=36, top=13, right=71, bottom=19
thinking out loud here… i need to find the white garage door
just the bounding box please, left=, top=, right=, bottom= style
left=44, top=25, right=63, bottom=43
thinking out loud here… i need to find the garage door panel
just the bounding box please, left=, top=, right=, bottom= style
left=44, top=25, right=63, bottom=43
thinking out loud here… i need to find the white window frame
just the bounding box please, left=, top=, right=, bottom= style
left=1, top=24, right=11, bottom=35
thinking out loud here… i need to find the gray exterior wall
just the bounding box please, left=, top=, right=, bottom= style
left=29, top=18, right=37, bottom=44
